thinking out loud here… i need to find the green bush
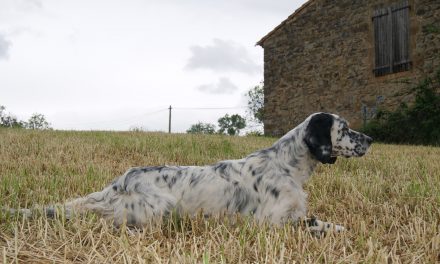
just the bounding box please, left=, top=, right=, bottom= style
left=362, top=70, right=440, bottom=145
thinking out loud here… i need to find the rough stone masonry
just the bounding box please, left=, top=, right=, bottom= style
left=258, top=0, right=440, bottom=136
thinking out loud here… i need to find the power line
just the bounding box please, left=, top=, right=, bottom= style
left=173, top=106, right=247, bottom=110
left=105, top=108, right=169, bottom=127
left=57, top=108, right=168, bottom=127
left=55, top=105, right=249, bottom=130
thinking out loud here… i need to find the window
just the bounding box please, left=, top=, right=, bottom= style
left=372, top=1, right=411, bottom=77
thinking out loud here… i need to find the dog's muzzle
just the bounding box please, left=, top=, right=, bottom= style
left=356, top=135, right=373, bottom=156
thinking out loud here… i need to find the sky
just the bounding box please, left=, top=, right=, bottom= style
left=0, top=0, right=305, bottom=132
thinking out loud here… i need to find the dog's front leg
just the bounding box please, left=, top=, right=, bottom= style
left=303, top=216, right=345, bottom=235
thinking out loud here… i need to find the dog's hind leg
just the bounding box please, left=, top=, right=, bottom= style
left=64, top=184, right=177, bottom=227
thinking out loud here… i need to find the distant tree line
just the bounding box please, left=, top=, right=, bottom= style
left=187, top=114, right=246, bottom=136
left=0, top=105, right=52, bottom=130
left=187, top=84, right=264, bottom=136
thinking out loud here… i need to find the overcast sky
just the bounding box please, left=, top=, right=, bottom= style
left=0, top=0, right=305, bottom=132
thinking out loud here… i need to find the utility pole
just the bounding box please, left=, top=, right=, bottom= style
left=168, top=105, right=172, bottom=133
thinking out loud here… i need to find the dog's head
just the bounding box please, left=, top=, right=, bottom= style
left=304, top=113, right=373, bottom=164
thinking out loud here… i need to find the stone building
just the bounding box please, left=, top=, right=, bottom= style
left=257, top=0, right=440, bottom=136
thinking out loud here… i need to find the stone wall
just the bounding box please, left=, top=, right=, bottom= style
left=259, top=0, right=440, bottom=136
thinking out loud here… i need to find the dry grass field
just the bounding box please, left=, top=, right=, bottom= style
left=0, top=128, right=439, bottom=263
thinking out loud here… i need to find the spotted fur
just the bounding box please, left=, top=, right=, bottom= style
left=10, top=113, right=372, bottom=233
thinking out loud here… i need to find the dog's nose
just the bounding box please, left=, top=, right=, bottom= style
left=365, top=136, right=373, bottom=144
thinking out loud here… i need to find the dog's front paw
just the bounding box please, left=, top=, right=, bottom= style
left=305, top=217, right=345, bottom=234
left=332, top=223, right=345, bottom=232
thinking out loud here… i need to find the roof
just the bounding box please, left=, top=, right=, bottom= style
left=256, top=0, right=315, bottom=47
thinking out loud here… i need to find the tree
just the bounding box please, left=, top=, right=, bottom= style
left=246, top=83, right=264, bottom=124
left=0, top=105, right=25, bottom=128
left=129, top=126, right=149, bottom=132
left=25, top=113, right=51, bottom=130
left=217, top=114, right=246, bottom=136
left=186, top=122, right=216, bottom=134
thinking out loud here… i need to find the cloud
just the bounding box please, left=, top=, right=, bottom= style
left=0, top=34, right=12, bottom=60
left=167, top=0, right=301, bottom=15
left=18, top=0, right=43, bottom=11
left=196, top=77, right=239, bottom=94
left=236, top=0, right=301, bottom=14
left=185, top=38, right=261, bottom=75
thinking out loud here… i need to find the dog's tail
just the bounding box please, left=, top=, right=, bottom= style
left=2, top=192, right=116, bottom=220
left=1, top=203, right=77, bottom=220
left=2, top=207, right=33, bottom=218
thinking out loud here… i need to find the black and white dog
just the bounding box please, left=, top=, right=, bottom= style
left=12, top=113, right=373, bottom=233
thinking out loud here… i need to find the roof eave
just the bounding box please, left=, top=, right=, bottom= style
left=256, top=0, right=315, bottom=47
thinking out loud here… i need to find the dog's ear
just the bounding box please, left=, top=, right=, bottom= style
left=304, top=113, right=337, bottom=164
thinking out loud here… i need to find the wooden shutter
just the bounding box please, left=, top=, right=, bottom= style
left=372, top=1, right=411, bottom=77
left=392, top=2, right=411, bottom=73
left=373, top=7, right=392, bottom=76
